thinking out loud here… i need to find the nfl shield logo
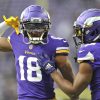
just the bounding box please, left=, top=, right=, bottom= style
left=29, top=45, right=33, bottom=50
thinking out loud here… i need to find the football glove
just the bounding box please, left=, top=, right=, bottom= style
left=36, top=52, right=56, bottom=74
left=3, top=15, right=20, bottom=34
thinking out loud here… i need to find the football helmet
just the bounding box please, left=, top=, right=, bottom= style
left=73, top=8, right=100, bottom=46
left=20, top=5, right=51, bottom=44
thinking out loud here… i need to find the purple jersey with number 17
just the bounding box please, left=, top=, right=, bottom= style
left=77, top=43, right=100, bottom=100
left=8, top=31, right=70, bottom=100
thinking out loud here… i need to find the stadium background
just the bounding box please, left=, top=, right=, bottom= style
left=0, top=0, right=99, bottom=99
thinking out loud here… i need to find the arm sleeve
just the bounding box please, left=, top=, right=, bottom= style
left=0, top=21, right=10, bottom=36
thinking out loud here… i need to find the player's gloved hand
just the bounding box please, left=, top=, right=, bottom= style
left=3, top=15, right=20, bottom=34
left=36, top=52, right=56, bottom=74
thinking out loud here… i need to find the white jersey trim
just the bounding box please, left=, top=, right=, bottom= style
left=78, top=52, right=94, bottom=62
left=56, top=47, right=69, bottom=50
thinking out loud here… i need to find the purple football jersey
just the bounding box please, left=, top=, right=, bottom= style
left=77, top=43, right=100, bottom=100
left=8, top=31, right=69, bottom=100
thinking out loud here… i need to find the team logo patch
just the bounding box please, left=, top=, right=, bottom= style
left=29, top=45, right=33, bottom=50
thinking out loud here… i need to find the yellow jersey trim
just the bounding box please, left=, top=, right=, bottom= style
left=56, top=49, right=70, bottom=54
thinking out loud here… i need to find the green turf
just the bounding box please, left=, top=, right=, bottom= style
left=55, top=88, right=91, bottom=100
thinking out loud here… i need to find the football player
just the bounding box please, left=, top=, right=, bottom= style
left=39, top=8, right=100, bottom=100
left=0, top=5, right=74, bottom=100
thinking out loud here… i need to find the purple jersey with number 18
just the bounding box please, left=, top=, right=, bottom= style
left=8, top=31, right=70, bottom=100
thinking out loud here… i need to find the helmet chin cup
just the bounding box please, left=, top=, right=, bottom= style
left=27, top=32, right=43, bottom=44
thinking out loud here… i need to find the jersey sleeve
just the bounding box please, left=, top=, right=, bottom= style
left=7, top=31, right=19, bottom=54
left=77, top=44, right=94, bottom=63
left=7, top=31, right=16, bottom=45
left=55, top=39, right=70, bottom=56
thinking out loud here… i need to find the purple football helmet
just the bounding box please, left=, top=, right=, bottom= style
left=73, top=8, right=100, bottom=46
left=20, top=5, right=51, bottom=44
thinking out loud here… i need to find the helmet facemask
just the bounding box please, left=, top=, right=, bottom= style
left=20, top=18, right=51, bottom=44
left=73, top=25, right=84, bottom=47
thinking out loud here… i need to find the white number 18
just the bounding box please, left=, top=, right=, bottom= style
left=18, top=56, right=42, bottom=82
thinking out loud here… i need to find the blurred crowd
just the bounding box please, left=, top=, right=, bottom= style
left=0, top=0, right=100, bottom=99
